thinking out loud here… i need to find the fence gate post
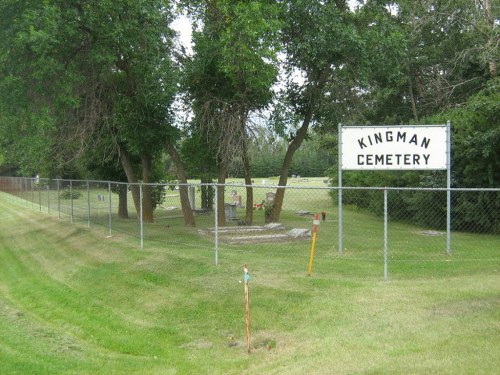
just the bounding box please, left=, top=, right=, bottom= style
left=338, top=123, right=343, bottom=256
left=57, top=180, right=61, bottom=219
left=214, top=184, right=219, bottom=266
left=87, top=181, right=91, bottom=228
left=108, top=182, right=112, bottom=237
left=139, top=183, right=144, bottom=249
left=446, top=120, right=452, bottom=255
left=31, top=178, right=34, bottom=209
left=21, top=178, right=25, bottom=206
left=70, top=180, right=74, bottom=223
left=38, top=183, right=42, bottom=212
left=384, top=188, right=389, bottom=281
left=47, top=183, right=50, bottom=215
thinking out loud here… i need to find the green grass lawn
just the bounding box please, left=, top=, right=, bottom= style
left=0, top=192, right=499, bottom=374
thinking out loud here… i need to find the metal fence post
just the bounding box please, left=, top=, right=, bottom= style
left=384, top=188, right=389, bottom=281
left=446, top=120, right=452, bottom=255
left=31, top=178, right=34, bottom=209
left=38, top=184, right=42, bottom=212
left=47, top=183, right=50, bottom=215
left=57, top=180, right=61, bottom=219
left=338, top=186, right=343, bottom=256
left=87, top=181, right=91, bottom=228
left=214, top=184, right=219, bottom=266
left=338, top=123, right=343, bottom=256
left=19, top=177, right=22, bottom=204
left=4, top=176, right=497, bottom=272
left=70, top=180, right=74, bottom=223
left=139, top=183, right=144, bottom=249
left=108, top=182, right=112, bottom=237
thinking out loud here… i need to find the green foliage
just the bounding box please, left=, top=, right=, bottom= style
left=452, top=190, right=500, bottom=234
left=85, top=0, right=178, bottom=157
left=185, top=0, right=281, bottom=108
left=1, top=0, right=497, bottom=233
left=0, top=1, right=84, bottom=175
left=59, top=188, right=82, bottom=200
left=353, top=0, right=494, bottom=124
left=150, top=184, right=168, bottom=211
left=320, top=0, right=499, bottom=233
left=428, top=78, right=500, bottom=233
left=329, top=79, right=499, bottom=233
left=181, top=132, right=218, bottom=179
left=263, top=202, right=274, bottom=223
left=432, top=78, right=500, bottom=189
left=0, top=0, right=178, bottom=180
left=148, top=158, right=177, bottom=211
left=272, top=0, right=365, bottom=136
left=182, top=0, right=283, bottom=173
left=228, top=134, right=334, bottom=178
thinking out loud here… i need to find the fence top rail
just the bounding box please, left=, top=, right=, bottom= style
left=1, top=177, right=498, bottom=192
left=204, top=183, right=500, bottom=192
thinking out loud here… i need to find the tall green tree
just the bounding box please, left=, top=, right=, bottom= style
left=0, top=1, right=80, bottom=176
left=323, top=0, right=499, bottom=233
left=77, top=0, right=179, bottom=223
left=181, top=131, right=218, bottom=210
left=183, top=0, right=281, bottom=225
left=0, top=1, right=196, bottom=224
left=269, top=0, right=365, bottom=222
left=357, top=0, right=498, bottom=124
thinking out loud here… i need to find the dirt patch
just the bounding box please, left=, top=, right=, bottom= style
left=419, top=230, right=445, bottom=236
left=199, top=223, right=311, bottom=244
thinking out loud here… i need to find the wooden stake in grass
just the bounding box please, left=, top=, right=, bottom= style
left=244, top=264, right=251, bottom=354
left=307, top=213, right=320, bottom=276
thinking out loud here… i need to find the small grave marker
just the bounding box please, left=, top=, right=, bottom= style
left=266, top=192, right=275, bottom=205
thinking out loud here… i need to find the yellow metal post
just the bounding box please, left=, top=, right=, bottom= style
left=307, top=213, right=320, bottom=276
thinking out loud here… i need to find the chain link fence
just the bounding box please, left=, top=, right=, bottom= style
left=1, top=176, right=498, bottom=278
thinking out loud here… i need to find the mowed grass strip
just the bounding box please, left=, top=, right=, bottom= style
left=0, top=195, right=499, bottom=374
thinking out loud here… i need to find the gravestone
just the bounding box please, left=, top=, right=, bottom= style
left=266, top=192, right=275, bottom=205
left=233, top=195, right=242, bottom=207
left=224, top=203, right=238, bottom=220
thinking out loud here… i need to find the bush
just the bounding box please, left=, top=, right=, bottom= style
left=59, top=188, right=82, bottom=200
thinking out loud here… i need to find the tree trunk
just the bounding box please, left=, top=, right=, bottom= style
left=270, top=66, right=331, bottom=223
left=270, top=112, right=312, bottom=223
left=408, top=77, right=418, bottom=122
left=165, top=140, right=196, bottom=226
left=141, top=154, right=154, bottom=223
left=118, top=184, right=129, bottom=219
left=237, top=108, right=253, bottom=225
left=119, top=146, right=140, bottom=216
left=408, top=65, right=419, bottom=122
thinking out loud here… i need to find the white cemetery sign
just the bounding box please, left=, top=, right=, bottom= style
left=340, top=125, right=448, bottom=170
left=337, top=123, right=452, bottom=258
